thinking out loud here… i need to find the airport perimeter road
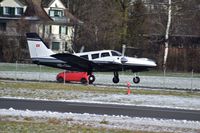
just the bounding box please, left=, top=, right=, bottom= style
left=0, top=98, right=200, bottom=121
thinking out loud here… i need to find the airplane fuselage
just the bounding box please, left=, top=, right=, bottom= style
left=32, top=50, right=156, bottom=72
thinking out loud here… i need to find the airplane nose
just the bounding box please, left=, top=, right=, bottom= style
left=143, top=58, right=157, bottom=67
left=151, top=60, right=157, bottom=67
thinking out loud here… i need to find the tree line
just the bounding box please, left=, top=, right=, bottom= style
left=63, top=0, right=200, bottom=72
left=0, top=0, right=200, bottom=72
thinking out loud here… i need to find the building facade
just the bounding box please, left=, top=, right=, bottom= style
left=41, top=0, right=76, bottom=53
left=0, top=0, right=79, bottom=53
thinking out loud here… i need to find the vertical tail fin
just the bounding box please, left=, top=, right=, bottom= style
left=26, top=33, right=54, bottom=58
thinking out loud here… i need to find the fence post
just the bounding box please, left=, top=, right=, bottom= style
left=15, top=61, right=18, bottom=81
left=163, top=69, right=166, bottom=89
left=64, top=70, right=66, bottom=85
left=191, top=69, right=194, bottom=91
left=39, top=65, right=41, bottom=82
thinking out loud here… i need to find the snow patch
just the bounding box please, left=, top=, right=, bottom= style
left=0, top=108, right=200, bottom=132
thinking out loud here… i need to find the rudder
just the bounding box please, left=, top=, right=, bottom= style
left=26, top=33, right=54, bottom=58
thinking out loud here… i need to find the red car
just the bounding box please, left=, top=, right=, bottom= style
left=56, top=71, right=91, bottom=84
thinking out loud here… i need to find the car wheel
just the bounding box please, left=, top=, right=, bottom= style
left=57, top=77, right=64, bottom=83
left=88, top=75, right=95, bottom=84
left=80, top=78, right=87, bottom=84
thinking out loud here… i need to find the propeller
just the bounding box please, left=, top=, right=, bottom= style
left=120, top=45, right=140, bottom=64
left=121, top=44, right=128, bottom=64
left=79, top=46, right=85, bottom=53
left=122, top=44, right=126, bottom=56
left=120, top=45, right=128, bottom=75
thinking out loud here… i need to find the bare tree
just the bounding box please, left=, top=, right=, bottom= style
left=65, top=0, right=124, bottom=51
left=15, top=18, right=30, bottom=61
left=126, top=0, right=147, bottom=54
left=163, top=0, right=172, bottom=73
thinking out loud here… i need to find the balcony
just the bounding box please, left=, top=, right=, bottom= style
left=51, top=16, right=70, bottom=24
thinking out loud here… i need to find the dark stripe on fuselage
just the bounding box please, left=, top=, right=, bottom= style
left=31, top=57, right=151, bottom=72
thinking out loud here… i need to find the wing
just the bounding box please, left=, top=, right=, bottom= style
left=51, top=53, right=100, bottom=71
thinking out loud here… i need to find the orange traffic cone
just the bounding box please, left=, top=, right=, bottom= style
left=127, top=82, right=131, bottom=95
left=127, top=88, right=131, bottom=95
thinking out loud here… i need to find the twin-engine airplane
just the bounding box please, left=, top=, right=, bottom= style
left=26, top=33, right=157, bottom=84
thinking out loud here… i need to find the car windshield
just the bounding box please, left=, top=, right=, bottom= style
left=111, top=51, right=122, bottom=56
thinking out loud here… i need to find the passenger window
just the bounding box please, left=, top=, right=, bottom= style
left=101, top=52, right=110, bottom=57
left=80, top=55, right=89, bottom=60
left=92, top=53, right=99, bottom=59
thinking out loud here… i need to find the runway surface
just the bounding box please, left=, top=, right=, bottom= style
left=0, top=98, right=200, bottom=121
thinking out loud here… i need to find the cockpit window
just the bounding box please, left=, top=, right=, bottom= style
left=92, top=53, right=99, bottom=59
left=111, top=51, right=121, bottom=56
left=80, top=55, right=88, bottom=60
left=101, top=52, right=110, bottom=57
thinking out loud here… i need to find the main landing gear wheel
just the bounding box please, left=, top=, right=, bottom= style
left=113, top=72, right=119, bottom=84
left=113, top=77, right=119, bottom=83
left=88, top=75, right=95, bottom=84
left=133, top=76, right=140, bottom=84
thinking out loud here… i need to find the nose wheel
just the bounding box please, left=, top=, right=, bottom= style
left=133, top=76, right=140, bottom=84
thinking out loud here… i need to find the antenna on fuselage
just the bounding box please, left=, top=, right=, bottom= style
left=121, top=44, right=128, bottom=64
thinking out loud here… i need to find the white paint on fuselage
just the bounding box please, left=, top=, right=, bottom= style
left=27, top=36, right=156, bottom=68
left=124, top=57, right=157, bottom=67
left=74, top=50, right=157, bottom=67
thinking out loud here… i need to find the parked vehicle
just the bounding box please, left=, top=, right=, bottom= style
left=56, top=71, right=93, bottom=84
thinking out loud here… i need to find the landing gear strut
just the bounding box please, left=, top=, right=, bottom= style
left=113, top=72, right=119, bottom=83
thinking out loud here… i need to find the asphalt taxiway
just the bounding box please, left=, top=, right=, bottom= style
left=0, top=98, right=200, bottom=121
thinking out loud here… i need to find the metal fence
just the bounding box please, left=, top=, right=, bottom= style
left=0, top=62, right=60, bottom=82
left=0, top=62, right=200, bottom=90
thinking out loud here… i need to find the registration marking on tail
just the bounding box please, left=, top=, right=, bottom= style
left=36, top=44, right=40, bottom=48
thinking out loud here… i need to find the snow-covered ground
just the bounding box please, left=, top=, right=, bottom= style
left=1, top=108, right=200, bottom=133
left=0, top=89, right=200, bottom=132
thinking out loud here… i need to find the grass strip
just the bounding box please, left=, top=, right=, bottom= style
left=0, top=120, right=137, bottom=133
left=0, top=80, right=199, bottom=97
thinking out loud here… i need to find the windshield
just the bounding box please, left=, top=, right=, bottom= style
left=111, top=51, right=122, bottom=56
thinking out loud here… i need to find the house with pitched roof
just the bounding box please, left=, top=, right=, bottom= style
left=40, top=0, right=82, bottom=53
left=0, top=0, right=27, bottom=35
left=0, top=0, right=81, bottom=54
